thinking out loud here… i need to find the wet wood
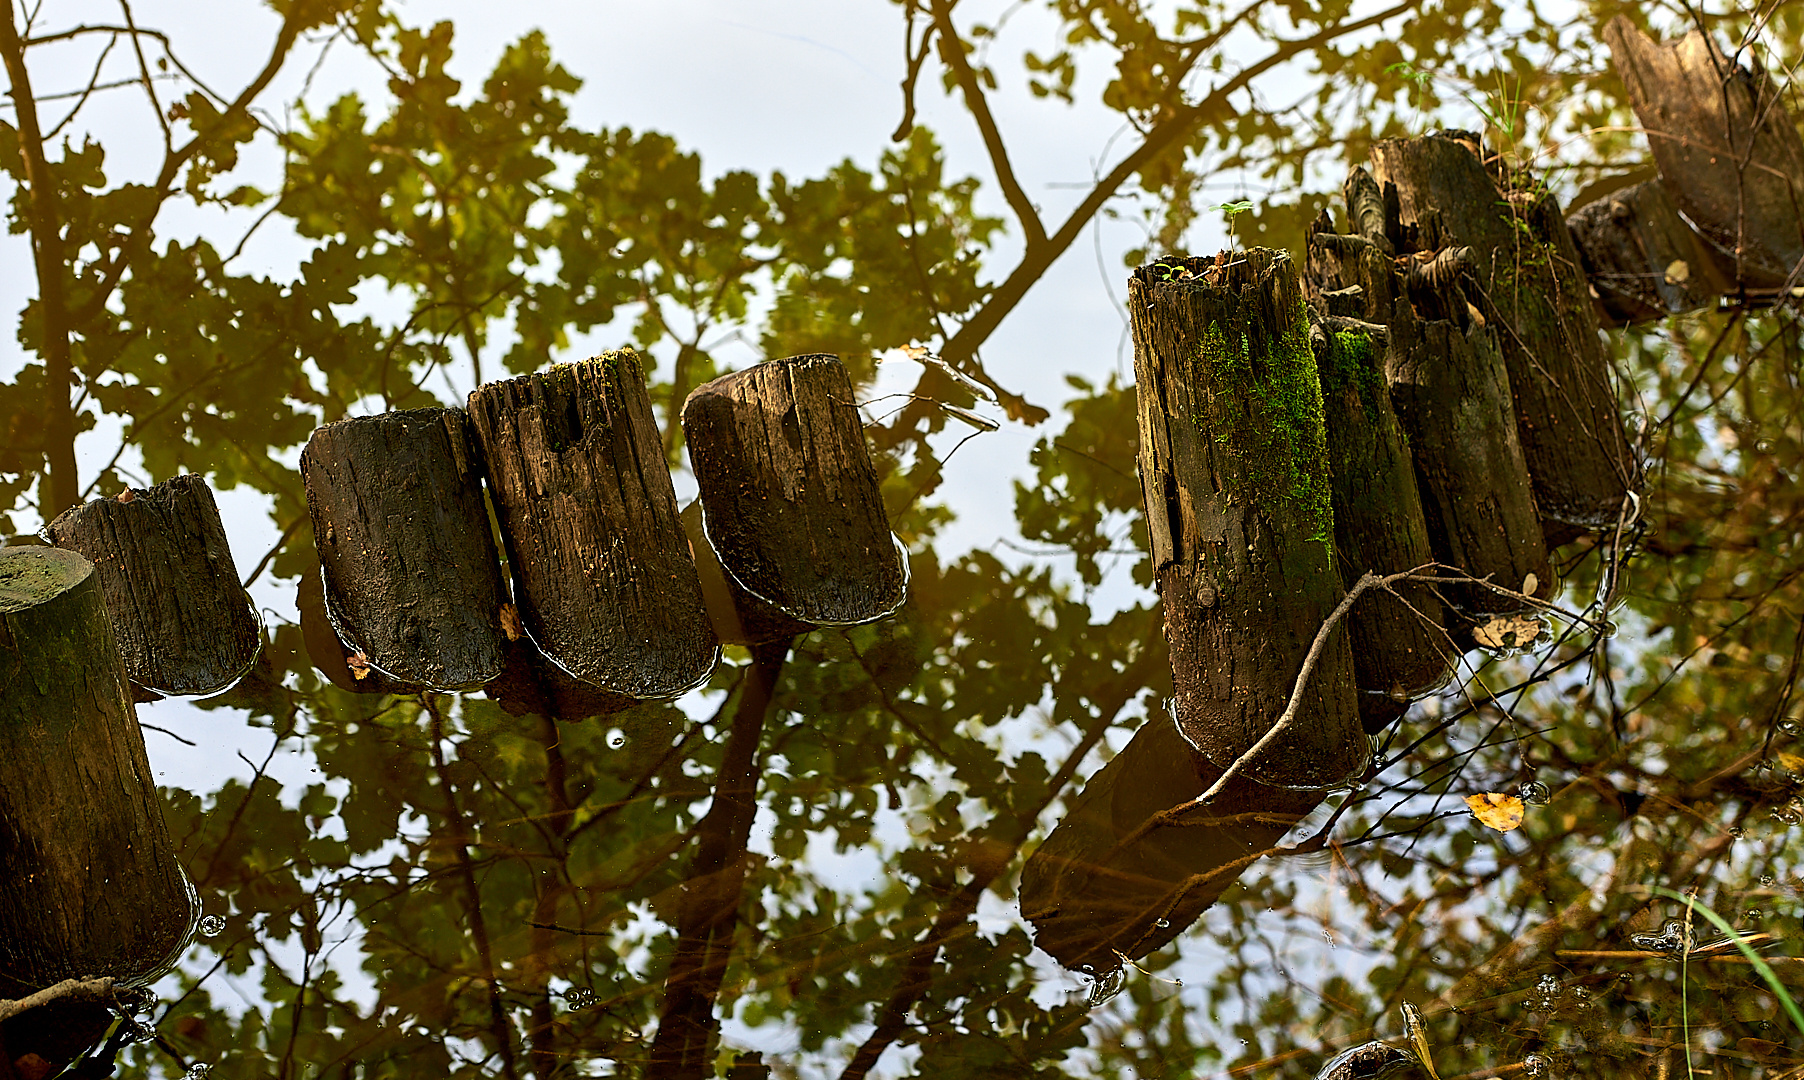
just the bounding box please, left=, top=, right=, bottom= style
left=1021, top=716, right=1318, bottom=973
left=1305, top=211, right=1453, bottom=728
left=1129, top=247, right=1366, bottom=790
left=44, top=473, right=260, bottom=696
left=1605, top=16, right=1804, bottom=296
left=1370, top=133, right=1640, bottom=535
left=681, top=354, right=905, bottom=638
left=1567, top=179, right=1733, bottom=325
left=297, top=544, right=424, bottom=697
left=301, top=407, right=508, bottom=691
left=467, top=350, right=717, bottom=699
left=0, top=547, right=194, bottom=998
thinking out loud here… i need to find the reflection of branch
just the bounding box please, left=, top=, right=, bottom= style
left=424, top=695, right=522, bottom=1080
left=0, top=976, right=117, bottom=1024
left=647, top=639, right=791, bottom=1078
left=927, top=0, right=1045, bottom=249
left=837, top=611, right=1164, bottom=1080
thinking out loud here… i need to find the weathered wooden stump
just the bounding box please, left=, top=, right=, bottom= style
left=1129, top=247, right=1366, bottom=790
left=681, top=354, right=906, bottom=643
left=1606, top=16, right=1804, bottom=299
left=467, top=350, right=718, bottom=700
left=0, top=547, right=195, bottom=999
left=1370, top=133, right=1640, bottom=536
left=296, top=547, right=424, bottom=697
left=300, top=408, right=509, bottom=691
left=1304, top=211, right=1453, bottom=728
left=1021, top=715, right=1318, bottom=974
left=1567, top=179, right=1734, bottom=325
left=44, top=474, right=260, bottom=697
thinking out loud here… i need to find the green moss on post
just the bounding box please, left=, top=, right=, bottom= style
left=1129, top=248, right=1366, bottom=791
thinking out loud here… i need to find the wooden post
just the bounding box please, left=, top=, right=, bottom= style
left=1021, top=716, right=1318, bottom=974
left=1369, top=133, right=1640, bottom=536
left=1325, top=165, right=1553, bottom=616
left=1129, top=247, right=1366, bottom=791
left=681, top=354, right=906, bottom=642
left=44, top=474, right=260, bottom=697
left=1605, top=16, right=1804, bottom=299
left=0, top=547, right=195, bottom=999
left=1566, top=179, right=1733, bottom=325
left=300, top=407, right=509, bottom=691
left=467, top=350, right=718, bottom=700
left=1303, top=212, right=1453, bottom=728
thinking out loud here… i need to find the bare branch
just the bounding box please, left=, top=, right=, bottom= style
left=928, top=0, right=1045, bottom=249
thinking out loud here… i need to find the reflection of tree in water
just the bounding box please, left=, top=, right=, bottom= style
left=1, top=0, right=1803, bottom=1076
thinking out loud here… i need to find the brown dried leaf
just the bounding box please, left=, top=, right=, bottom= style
left=1466, top=792, right=1525, bottom=832
left=347, top=650, right=371, bottom=680
left=499, top=603, right=524, bottom=642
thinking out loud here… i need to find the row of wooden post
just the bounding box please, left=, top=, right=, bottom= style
left=1021, top=15, right=1804, bottom=974
left=0, top=351, right=907, bottom=1071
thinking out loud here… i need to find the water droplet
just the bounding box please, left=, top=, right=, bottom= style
left=1518, top=780, right=1551, bottom=805
left=1756, top=439, right=1774, bottom=454
left=1781, top=719, right=1801, bottom=736
left=562, top=986, right=596, bottom=1009
left=606, top=731, right=627, bottom=749
left=125, top=1021, right=157, bottom=1044
left=1746, top=909, right=1764, bottom=922
left=1774, top=807, right=1799, bottom=825
left=1762, top=875, right=1779, bottom=887
left=1155, top=918, right=1170, bottom=928
left=1729, top=827, right=1745, bottom=838
left=185, top=1065, right=212, bottom=1079
left=198, top=915, right=225, bottom=938
left=1537, top=974, right=1558, bottom=992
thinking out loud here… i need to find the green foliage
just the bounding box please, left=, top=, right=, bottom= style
left=5, top=0, right=1804, bottom=1077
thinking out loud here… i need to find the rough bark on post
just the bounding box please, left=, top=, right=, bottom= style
left=1566, top=179, right=1734, bottom=325
left=1304, top=211, right=1453, bottom=728
left=1129, top=247, right=1366, bottom=791
left=681, top=354, right=906, bottom=642
left=45, top=474, right=260, bottom=697
left=1605, top=16, right=1804, bottom=298
left=0, top=547, right=195, bottom=1000
left=1370, top=134, right=1639, bottom=535
left=467, top=350, right=717, bottom=699
left=301, top=408, right=508, bottom=691
left=1321, top=169, right=1551, bottom=616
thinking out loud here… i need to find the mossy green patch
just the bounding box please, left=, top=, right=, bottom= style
left=1191, top=290, right=1334, bottom=549
left=1320, top=329, right=1384, bottom=428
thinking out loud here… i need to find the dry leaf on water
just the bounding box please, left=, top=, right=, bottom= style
left=1472, top=613, right=1543, bottom=650
left=1466, top=792, right=1525, bottom=832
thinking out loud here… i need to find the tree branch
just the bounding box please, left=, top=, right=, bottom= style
left=1, top=3, right=79, bottom=517
left=928, top=0, right=1045, bottom=249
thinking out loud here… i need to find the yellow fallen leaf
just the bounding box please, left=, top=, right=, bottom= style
left=1472, top=613, right=1543, bottom=650
left=1467, top=792, right=1525, bottom=832
left=1665, top=259, right=1690, bottom=285
left=1776, top=751, right=1804, bottom=775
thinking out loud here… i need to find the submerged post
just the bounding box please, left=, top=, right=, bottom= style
left=467, top=350, right=718, bottom=701
left=1128, top=247, right=1366, bottom=791
left=44, top=474, right=260, bottom=697
left=0, top=547, right=194, bottom=999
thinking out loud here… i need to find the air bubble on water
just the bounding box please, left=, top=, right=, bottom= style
left=184, top=1065, right=212, bottom=1079
left=1323, top=930, right=1336, bottom=949
left=1729, top=827, right=1745, bottom=838
left=125, top=1021, right=156, bottom=1044
left=1762, top=875, right=1779, bottom=887
left=1523, top=1053, right=1550, bottom=1077
left=1518, top=780, right=1551, bottom=805
left=1781, top=720, right=1801, bottom=737
left=562, top=986, right=596, bottom=1009
left=1756, top=439, right=1775, bottom=454
left=198, top=915, right=225, bottom=938
left=1155, top=918, right=1170, bottom=928
left=1597, top=620, right=1618, bottom=640
left=1086, top=966, right=1127, bottom=1008
left=1746, top=909, right=1764, bottom=922
left=606, top=730, right=627, bottom=749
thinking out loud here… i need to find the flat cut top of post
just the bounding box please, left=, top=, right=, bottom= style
left=0, top=546, right=92, bottom=612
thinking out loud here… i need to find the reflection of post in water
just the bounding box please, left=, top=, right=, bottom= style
left=1021, top=715, right=1320, bottom=974
left=0, top=546, right=197, bottom=1073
